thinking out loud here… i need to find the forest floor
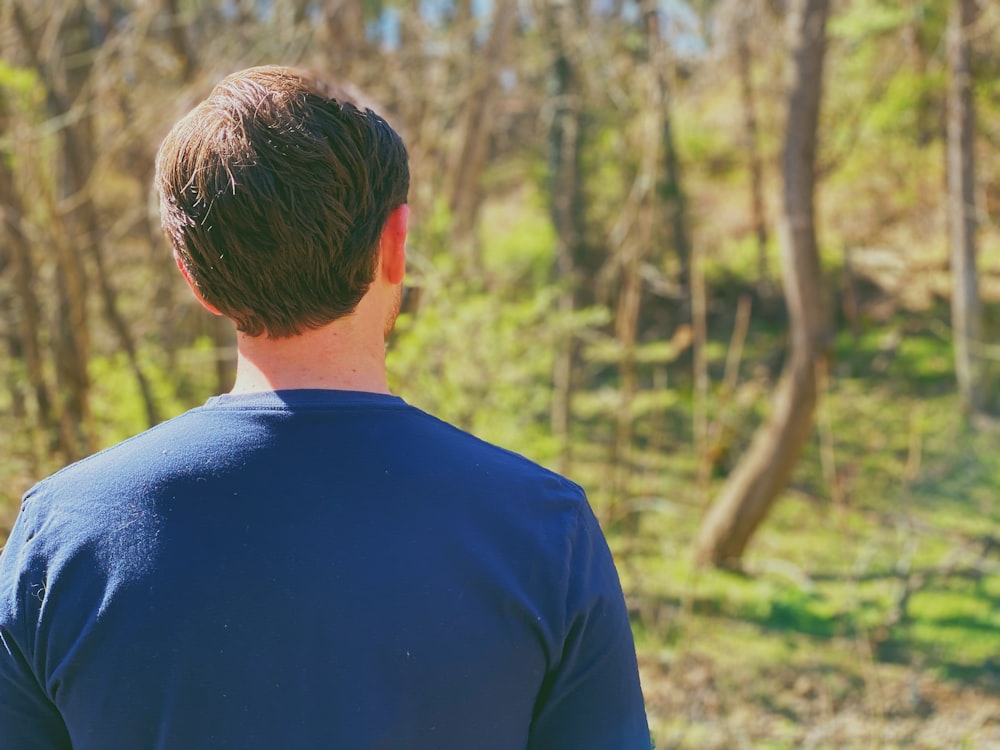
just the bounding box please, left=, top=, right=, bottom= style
left=622, top=484, right=1000, bottom=750
left=616, top=405, right=1000, bottom=749
left=637, top=646, right=1000, bottom=748
left=601, top=253, right=1000, bottom=749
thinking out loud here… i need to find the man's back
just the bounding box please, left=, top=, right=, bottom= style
left=0, top=390, right=649, bottom=749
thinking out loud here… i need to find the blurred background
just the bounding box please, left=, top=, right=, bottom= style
left=1, top=0, right=999, bottom=746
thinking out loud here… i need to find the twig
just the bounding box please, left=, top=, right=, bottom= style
left=695, top=290, right=750, bottom=497
left=815, top=357, right=842, bottom=508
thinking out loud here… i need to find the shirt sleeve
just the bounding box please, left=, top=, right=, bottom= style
left=527, top=499, right=652, bottom=750
left=0, top=509, right=74, bottom=750
left=0, top=630, right=73, bottom=750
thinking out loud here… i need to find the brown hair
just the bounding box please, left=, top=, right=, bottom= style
left=155, top=66, right=409, bottom=338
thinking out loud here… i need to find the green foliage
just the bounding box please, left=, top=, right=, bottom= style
left=866, top=69, right=937, bottom=137
left=0, top=62, right=45, bottom=172
left=388, top=190, right=609, bottom=464
left=89, top=342, right=218, bottom=448
left=704, top=233, right=780, bottom=283
left=389, top=283, right=550, bottom=452
left=479, top=185, right=556, bottom=289
left=0, top=61, right=43, bottom=112
left=674, top=115, right=741, bottom=182
left=828, top=1, right=910, bottom=41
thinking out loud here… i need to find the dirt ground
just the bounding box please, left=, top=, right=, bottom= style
left=639, top=650, right=1000, bottom=749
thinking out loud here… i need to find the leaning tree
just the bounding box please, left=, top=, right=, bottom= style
left=694, top=0, right=832, bottom=569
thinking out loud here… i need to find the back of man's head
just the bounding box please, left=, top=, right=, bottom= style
left=155, top=66, right=409, bottom=339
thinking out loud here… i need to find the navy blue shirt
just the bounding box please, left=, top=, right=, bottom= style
left=0, top=390, right=650, bottom=749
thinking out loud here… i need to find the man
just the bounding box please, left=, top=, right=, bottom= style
left=0, top=66, right=650, bottom=749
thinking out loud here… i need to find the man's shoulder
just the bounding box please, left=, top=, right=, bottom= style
left=402, top=406, right=586, bottom=496
left=22, top=407, right=214, bottom=511
left=21, top=397, right=588, bottom=527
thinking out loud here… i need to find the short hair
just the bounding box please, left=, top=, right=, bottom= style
left=155, top=66, right=410, bottom=338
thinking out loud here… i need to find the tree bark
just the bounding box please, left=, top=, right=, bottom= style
left=544, top=0, right=587, bottom=475
left=162, top=0, right=196, bottom=81
left=947, top=0, right=983, bottom=416
left=15, top=1, right=163, bottom=443
left=695, top=0, right=831, bottom=569
left=0, top=100, right=67, bottom=458
left=448, top=0, right=518, bottom=245
left=608, top=0, right=672, bottom=511
left=904, top=0, right=933, bottom=146
left=318, top=0, right=367, bottom=69
left=12, top=1, right=96, bottom=459
left=735, top=5, right=770, bottom=290
left=645, top=1, right=690, bottom=297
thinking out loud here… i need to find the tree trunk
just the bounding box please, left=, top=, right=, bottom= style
left=15, top=1, right=163, bottom=444
left=657, top=93, right=689, bottom=300
left=448, top=0, right=518, bottom=246
left=904, top=0, right=933, bottom=146
left=695, top=0, right=831, bottom=569
left=613, top=233, right=644, bottom=508
left=644, top=1, right=690, bottom=298
left=608, top=0, right=671, bottom=512
left=735, top=7, right=770, bottom=291
left=318, top=0, right=367, bottom=69
left=0, top=101, right=66, bottom=458
left=162, top=0, right=196, bottom=81
left=947, top=0, right=983, bottom=416
left=544, top=0, right=586, bottom=475
left=12, top=1, right=97, bottom=459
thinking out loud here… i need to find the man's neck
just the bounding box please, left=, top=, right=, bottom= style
left=229, top=314, right=390, bottom=395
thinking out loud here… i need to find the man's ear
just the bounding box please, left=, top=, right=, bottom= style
left=175, top=253, right=223, bottom=316
left=379, top=204, right=408, bottom=285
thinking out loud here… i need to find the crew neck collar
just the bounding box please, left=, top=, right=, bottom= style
left=204, top=389, right=406, bottom=409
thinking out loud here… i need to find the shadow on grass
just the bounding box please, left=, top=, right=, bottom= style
left=633, top=573, right=1000, bottom=697
left=875, top=633, right=1000, bottom=686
